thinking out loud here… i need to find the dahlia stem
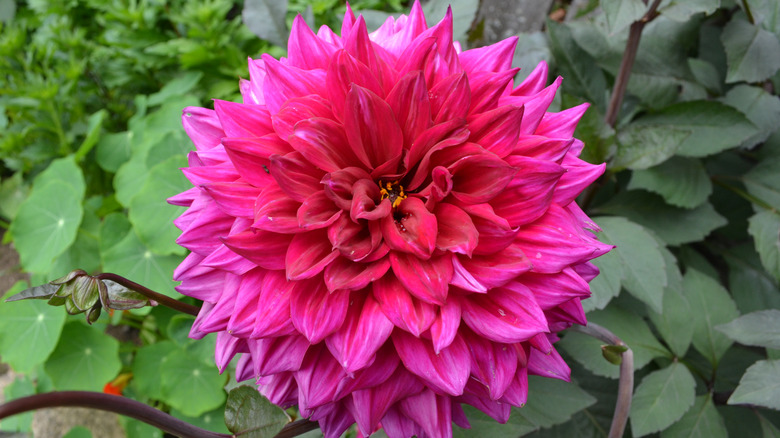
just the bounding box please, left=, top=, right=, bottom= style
left=95, top=272, right=200, bottom=317
left=274, top=419, right=320, bottom=438
left=604, top=0, right=663, bottom=127
left=569, top=322, right=634, bottom=438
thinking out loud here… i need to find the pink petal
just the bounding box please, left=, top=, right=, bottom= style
left=350, top=179, right=391, bottom=222
left=506, top=76, right=562, bottom=135
left=461, top=328, right=517, bottom=400
left=269, top=151, right=325, bottom=203
left=489, top=155, right=565, bottom=227
left=459, top=203, right=517, bottom=255
left=327, top=214, right=382, bottom=262
left=327, top=50, right=384, bottom=122
left=334, top=343, right=400, bottom=399
left=460, top=283, right=549, bottom=344
left=262, top=54, right=327, bottom=114
left=459, top=37, right=518, bottom=74
left=468, top=68, right=519, bottom=115
left=201, top=181, right=260, bottom=219
left=222, top=229, right=292, bottom=270
left=511, top=135, right=573, bottom=163
left=381, top=406, right=423, bottom=438
left=380, top=197, right=437, bottom=259
left=553, top=157, right=606, bottom=205
left=220, top=138, right=277, bottom=188
left=390, top=252, right=453, bottom=305
left=290, top=278, right=349, bottom=343
left=344, top=85, right=403, bottom=171
left=429, top=72, right=470, bottom=124
left=272, top=95, right=334, bottom=141
left=214, top=99, right=274, bottom=138
left=527, top=345, right=571, bottom=381
left=350, top=368, right=425, bottom=436
left=499, top=363, right=529, bottom=407
left=253, top=184, right=302, bottom=234
left=372, top=275, right=437, bottom=336
left=296, top=345, right=348, bottom=412
left=326, top=256, right=391, bottom=292
left=249, top=335, right=310, bottom=376
left=289, top=117, right=360, bottom=172
left=182, top=107, right=224, bottom=151
left=176, top=206, right=234, bottom=255
left=392, top=330, right=470, bottom=396
left=406, top=119, right=470, bottom=189
left=468, top=105, right=524, bottom=158
left=399, top=389, right=453, bottom=438
left=258, top=372, right=298, bottom=408
left=297, top=190, right=342, bottom=230
left=326, top=292, right=394, bottom=374
left=386, top=71, right=432, bottom=149
left=430, top=298, right=462, bottom=353
left=433, top=202, right=478, bottom=256
left=200, top=244, right=256, bottom=276
left=285, top=229, right=339, bottom=280
left=534, top=102, right=589, bottom=138
left=287, top=15, right=338, bottom=69
left=251, top=270, right=297, bottom=338
left=322, top=167, right=373, bottom=211
left=451, top=242, right=532, bottom=291
left=449, top=151, right=516, bottom=204
left=458, top=380, right=511, bottom=423
left=511, top=60, right=549, bottom=96
left=520, top=268, right=591, bottom=310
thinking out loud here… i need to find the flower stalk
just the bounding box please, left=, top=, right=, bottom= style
left=94, top=272, right=200, bottom=317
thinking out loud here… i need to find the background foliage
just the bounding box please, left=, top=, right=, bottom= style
left=1, top=0, right=780, bottom=437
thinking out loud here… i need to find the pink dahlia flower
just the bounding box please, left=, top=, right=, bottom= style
left=170, top=2, right=611, bottom=437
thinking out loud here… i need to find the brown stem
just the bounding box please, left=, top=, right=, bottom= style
left=273, top=419, right=320, bottom=438
left=604, top=0, right=663, bottom=127
left=569, top=322, right=634, bottom=438
left=95, top=273, right=200, bottom=317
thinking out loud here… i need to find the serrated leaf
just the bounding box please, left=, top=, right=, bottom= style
left=560, top=306, right=669, bottom=379
left=242, top=0, right=288, bottom=47
left=225, top=386, right=290, bottom=438
left=613, top=125, right=690, bottom=170
left=628, top=101, right=758, bottom=158
left=716, top=310, right=780, bottom=349
left=547, top=20, right=607, bottom=111
left=744, top=157, right=780, bottom=212
left=683, top=269, right=740, bottom=366
left=724, top=243, right=780, bottom=313
left=721, top=84, right=780, bottom=149
left=722, top=17, right=780, bottom=83
left=648, top=249, right=693, bottom=357
left=44, top=321, right=121, bottom=391
left=597, top=191, right=726, bottom=246
left=0, top=282, right=67, bottom=373
left=661, top=395, right=726, bottom=438
left=593, top=216, right=666, bottom=313
left=602, top=0, right=646, bottom=35
left=748, top=210, right=780, bottom=282
left=658, top=0, right=720, bottom=21
left=728, top=360, right=780, bottom=409
left=628, top=157, right=712, bottom=208
left=759, top=413, right=780, bottom=438
left=688, top=58, right=723, bottom=94
left=582, top=247, right=622, bottom=312
left=630, top=362, right=696, bottom=437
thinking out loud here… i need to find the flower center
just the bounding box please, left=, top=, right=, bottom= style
left=379, top=180, right=407, bottom=209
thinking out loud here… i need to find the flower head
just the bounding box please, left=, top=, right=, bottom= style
left=170, top=3, right=610, bottom=437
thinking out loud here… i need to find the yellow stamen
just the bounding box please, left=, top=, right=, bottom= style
left=378, top=180, right=407, bottom=208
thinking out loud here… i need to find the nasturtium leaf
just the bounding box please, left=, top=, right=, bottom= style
left=101, top=228, right=184, bottom=297
left=130, top=341, right=176, bottom=400
left=547, top=20, right=608, bottom=112
left=613, top=125, right=690, bottom=170
left=658, top=0, right=720, bottom=22
left=225, top=385, right=290, bottom=438
left=560, top=306, right=669, bottom=379
left=716, top=310, right=780, bottom=349
left=724, top=243, right=780, bottom=313
left=630, top=362, right=696, bottom=437
left=627, top=101, right=758, bottom=158
left=454, top=376, right=597, bottom=437
left=0, top=375, right=34, bottom=432
left=593, top=216, right=666, bottom=313
left=49, top=230, right=100, bottom=282
left=648, top=248, right=693, bottom=357
left=744, top=157, right=780, bottom=212
left=171, top=406, right=230, bottom=435
left=728, top=360, right=780, bottom=409
left=628, top=157, right=712, bottom=209
left=96, top=131, right=132, bottom=173
left=748, top=210, right=780, bottom=282
left=683, top=269, right=740, bottom=366
left=62, top=426, right=93, bottom=438
left=0, top=282, right=67, bottom=373
left=121, top=417, right=163, bottom=438
left=721, top=85, right=780, bottom=149
left=661, top=395, right=726, bottom=438
left=242, top=0, right=289, bottom=47
left=128, top=155, right=188, bottom=256
left=601, top=0, right=646, bottom=35
left=44, top=321, right=121, bottom=391
left=722, top=16, right=780, bottom=83
left=10, top=182, right=83, bottom=273
left=160, top=348, right=226, bottom=417
left=167, top=314, right=197, bottom=347
left=598, top=191, right=726, bottom=246
left=32, top=155, right=86, bottom=197
left=99, top=212, right=132, bottom=254
left=0, top=171, right=28, bottom=220
left=582, top=247, right=622, bottom=312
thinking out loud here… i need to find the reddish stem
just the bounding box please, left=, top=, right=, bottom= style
left=95, top=272, right=200, bottom=317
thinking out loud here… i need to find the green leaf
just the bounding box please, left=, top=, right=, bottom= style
left=148, top=72, right=204, bottom=106
left=423, top=0, right=479, bottom=42
left=628, top=101, right=759, bottom=158
left=728, top=359, right=780, bottom=409
left=242, top=0, right=288, bottom=47
left=171, top=406, right=230, bottom=435
left=0, top=375, right=34, bottom=432
left=454, top=376, right=596, bottom=437
left=648, top=249, right=694, bottom=357
left=593, top=216, right=667, bottom=313
left=688, top=58, right=723, bottom=94
left=0, top=171, right=29, bottom=220
left=658, top=0, right=720, bottom=21
left=128, top=155, right=188, bottom=256
left=0, top=282, right=67, bottom=372
left=716, top=310, right=780, bottom=349
left=582, top=246, right=622, bottom=312
left=683, top=269, right=740, bottom=366
left=628, top=157, right=712, bottom=208
left=0, top=0, right=16, bottom=22
left=613, top=125, right=690, bottom=170
left=744, top=157, right=780, bottom=212
left=63, top=426, right=93, bottom=438
left=101, top=228, right=184, bottom=298
left=601, top=0, right=646, bottom=35
left=759, top=413, right=780, bottom=438
left=74, top=109, right=108, bottom=162
left=44, top=321, right=121, bottom=391
left=130, top=341, right=177, bottom=400
left=9, top=182, right=84, bottom=273
left=722, top=17, right=780, bottom=83
left=99, top=212, right=132, bottom=254
left=32, top=155, right=86, bottom=197
left=547, top=20, right=608, bottom=111
left=160, top=348, right=226, bottom=417
left=599, top=191, right=727, bottom=246
left=661, top=395, right=726, bottom=438
left=721, top=85, right=780, bottom=149
left=512, top=32, right=553, bottom=84
left=96, top=131, right=132, bottom=173
left=225, top=385, right=290, bottom=438
left=724, top=243, right=780, bottom=313
left=630, top=362, right=696, bottom=437
left=121, top=417, right=163, bottom=438
left=748, top=210, right=780, bottom=282
left=559, top=306, right=669, bottom=379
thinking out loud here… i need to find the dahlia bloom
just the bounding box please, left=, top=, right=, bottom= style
left=170, top=3, right=610, bottom=437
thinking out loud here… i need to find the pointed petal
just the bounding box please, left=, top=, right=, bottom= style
left=327, top=214, right=382, bottom=261
left=468, top=105, right=524, bottom=158
left=461, top=283, right=548, bottom=343
left=429, top=72, right=470, bottom=124
left=386, top=71, right=432, bottom=149
left=296, top=345, right=348, bottom=411
left=327, top=50, right=384, bottom=121
left=350, top=368, right=425, bottom=436
left=553, top=157, right=605, bottom=205
left=512, top=60, right=549, bottom=96
left=269, top=151, right=325, bottom=202
left=285, top=229, right=339, bottom=280
left=344, top=85, right=403, bottom=170
left=214, top=99, right=274, bottom=137
left=459, top=37, right=518, bottom=74
left=287, top=15, right=338, bottom=69
left=462, top=329, right=517, bottom=400
left=182, top=107, right=224, bottom=151
left=449, top=152, right=516, bottom=204
left=459, top=203, right=517, bottom=255
left=372, top=275, right=437, bottom=336
left=289, top=117, right=360, bottom=172
left=326, top=293, right=394, bottom=374
left=527, top=345, right=571, bottom=381
left=489, top=155, right=565, bottom=227
left=520, top=268, right=591, bottom=310
left=380, top=197, right=437, bottom=259
left=326, top=256, right=391, bottom=292
left=434, top=202, right=478, bottom=256
left=272, top=95, right=334, bottom=141
left=468, top=69, right=519, bottom=115
left=202, top=181, right=260, bottom=219
left=390, top=252, right=453, bottom=305
left=222, top=229, right=292, bottom=270
left=430, top=297, right=462, bottom=353
left=290, top=278, right=349, bottom=343
left=399, top=389, right=453, bottom=438
left=249, top=335, right=310, bottom=376
left=262, top=54, right=327, bottom=114
left=392, top=330, right=470, bottom=396
left=452, top=241, right=532, bottom=290
left=511, top=135, right=573, bottom=162
left=258, top=372, right=298, bottom=408
left=253, top=184, right=302, bottom=233
left=459, top=379, right=512, bottom=423
left=297, top=190, right=342, bottom=230
left=534, top=102, right=589, bottom=138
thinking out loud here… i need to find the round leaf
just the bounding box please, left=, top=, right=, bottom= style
left=44, top=321, right=121, bottom=391
left=160, top=348, right=226, bottom=417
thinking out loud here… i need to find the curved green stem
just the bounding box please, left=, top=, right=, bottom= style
left=95, top=272, right=200, bottom=317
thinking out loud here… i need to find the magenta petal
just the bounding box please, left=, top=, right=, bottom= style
left=381, top=406, right=423, bottom=438
left=222, top=229, right=292, bottom=270
left=468, top=68, right=519, bottom=115
left=290, top=278, right=349, bottom=343
left=326, top=256, right=391, bottom=292
left=350, top=179, right=391, bottom=222
left=390, top=252, right=453, bottom=305
left=512, top=135, right=573, bottom=162
left=534, top=102, right=589, bottom=138
left=296, top=345, right=348, bottom=412
left=460, top=203, right=517, bottom=255
left=214, top=99, right=274, bottom=137
left=326, top=293, right=394, bottom=374
left=287, top=15, right=338, bottom=69
left=247, top=336, right=309, bottom=377
left=399, top=389, right=453, bottom=438
left=269, top=151, right=325, bottom=203
left=373, top=275, right=437, bottom=336
left=527, top=345, right=571, bottom=382
left=393, top=330, right=470, bottom=396
left=202, top=181, right=260, bottom=219
left=327, top=50, right=384, bottom=121
left=250, top=270, right=297, bottom=338
left=449, top=152, right=516, bottom=204
left=272, top=95, right=334, bottom=141
left=216, top=333, right=246, bottom=373
left=344, top=85, right=403, bottom=170
left=182, top=107, right=224, bottom=151
left=430, top=298, right=462, bottom=353
left=553, top=157, right=606, bottom=205
left=434, top=202, right=478, bottom=256
left=253, top=184, right=302, bottom=234
left=499, top=364, right=529, bottom=407
left=221, top=138, right=276, bottom=188
left=468, top=105, right=524, bottom=158
left=322, top=167, right=372, bottom=210
left=380, top=197, right=437, bottom=259
left=462, top=329, right=517, bottom=400
left=258, top=372, right=298, bottom=408
left=459, top=36, right=518, bottom=74
left=297, top=191, right=341, bottom=230
left=461, top=283, right=549, bottom=343
left=429, top=72, right=471, bottom=124
left=386, top=71, right=432, bottom=149
left=489, top=155, right=565, bottom=227
left=459, top=380, right=512, bottom=423
left=262, top=54, right=327, bottom=114
left=512, top=60, right=549, bottom=96
left=452, top=242, right=532, bottom=290
left=521, top=268, right=591, bottom=310
left=334, top=343, right=400, bottom=399
left=285, top=229, right=339, bottom=280
left=350, top=368, right=425, bottom=436
left=327, top=214, right=381, bottom=261
left=290, top=117, right=359, bottom=172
